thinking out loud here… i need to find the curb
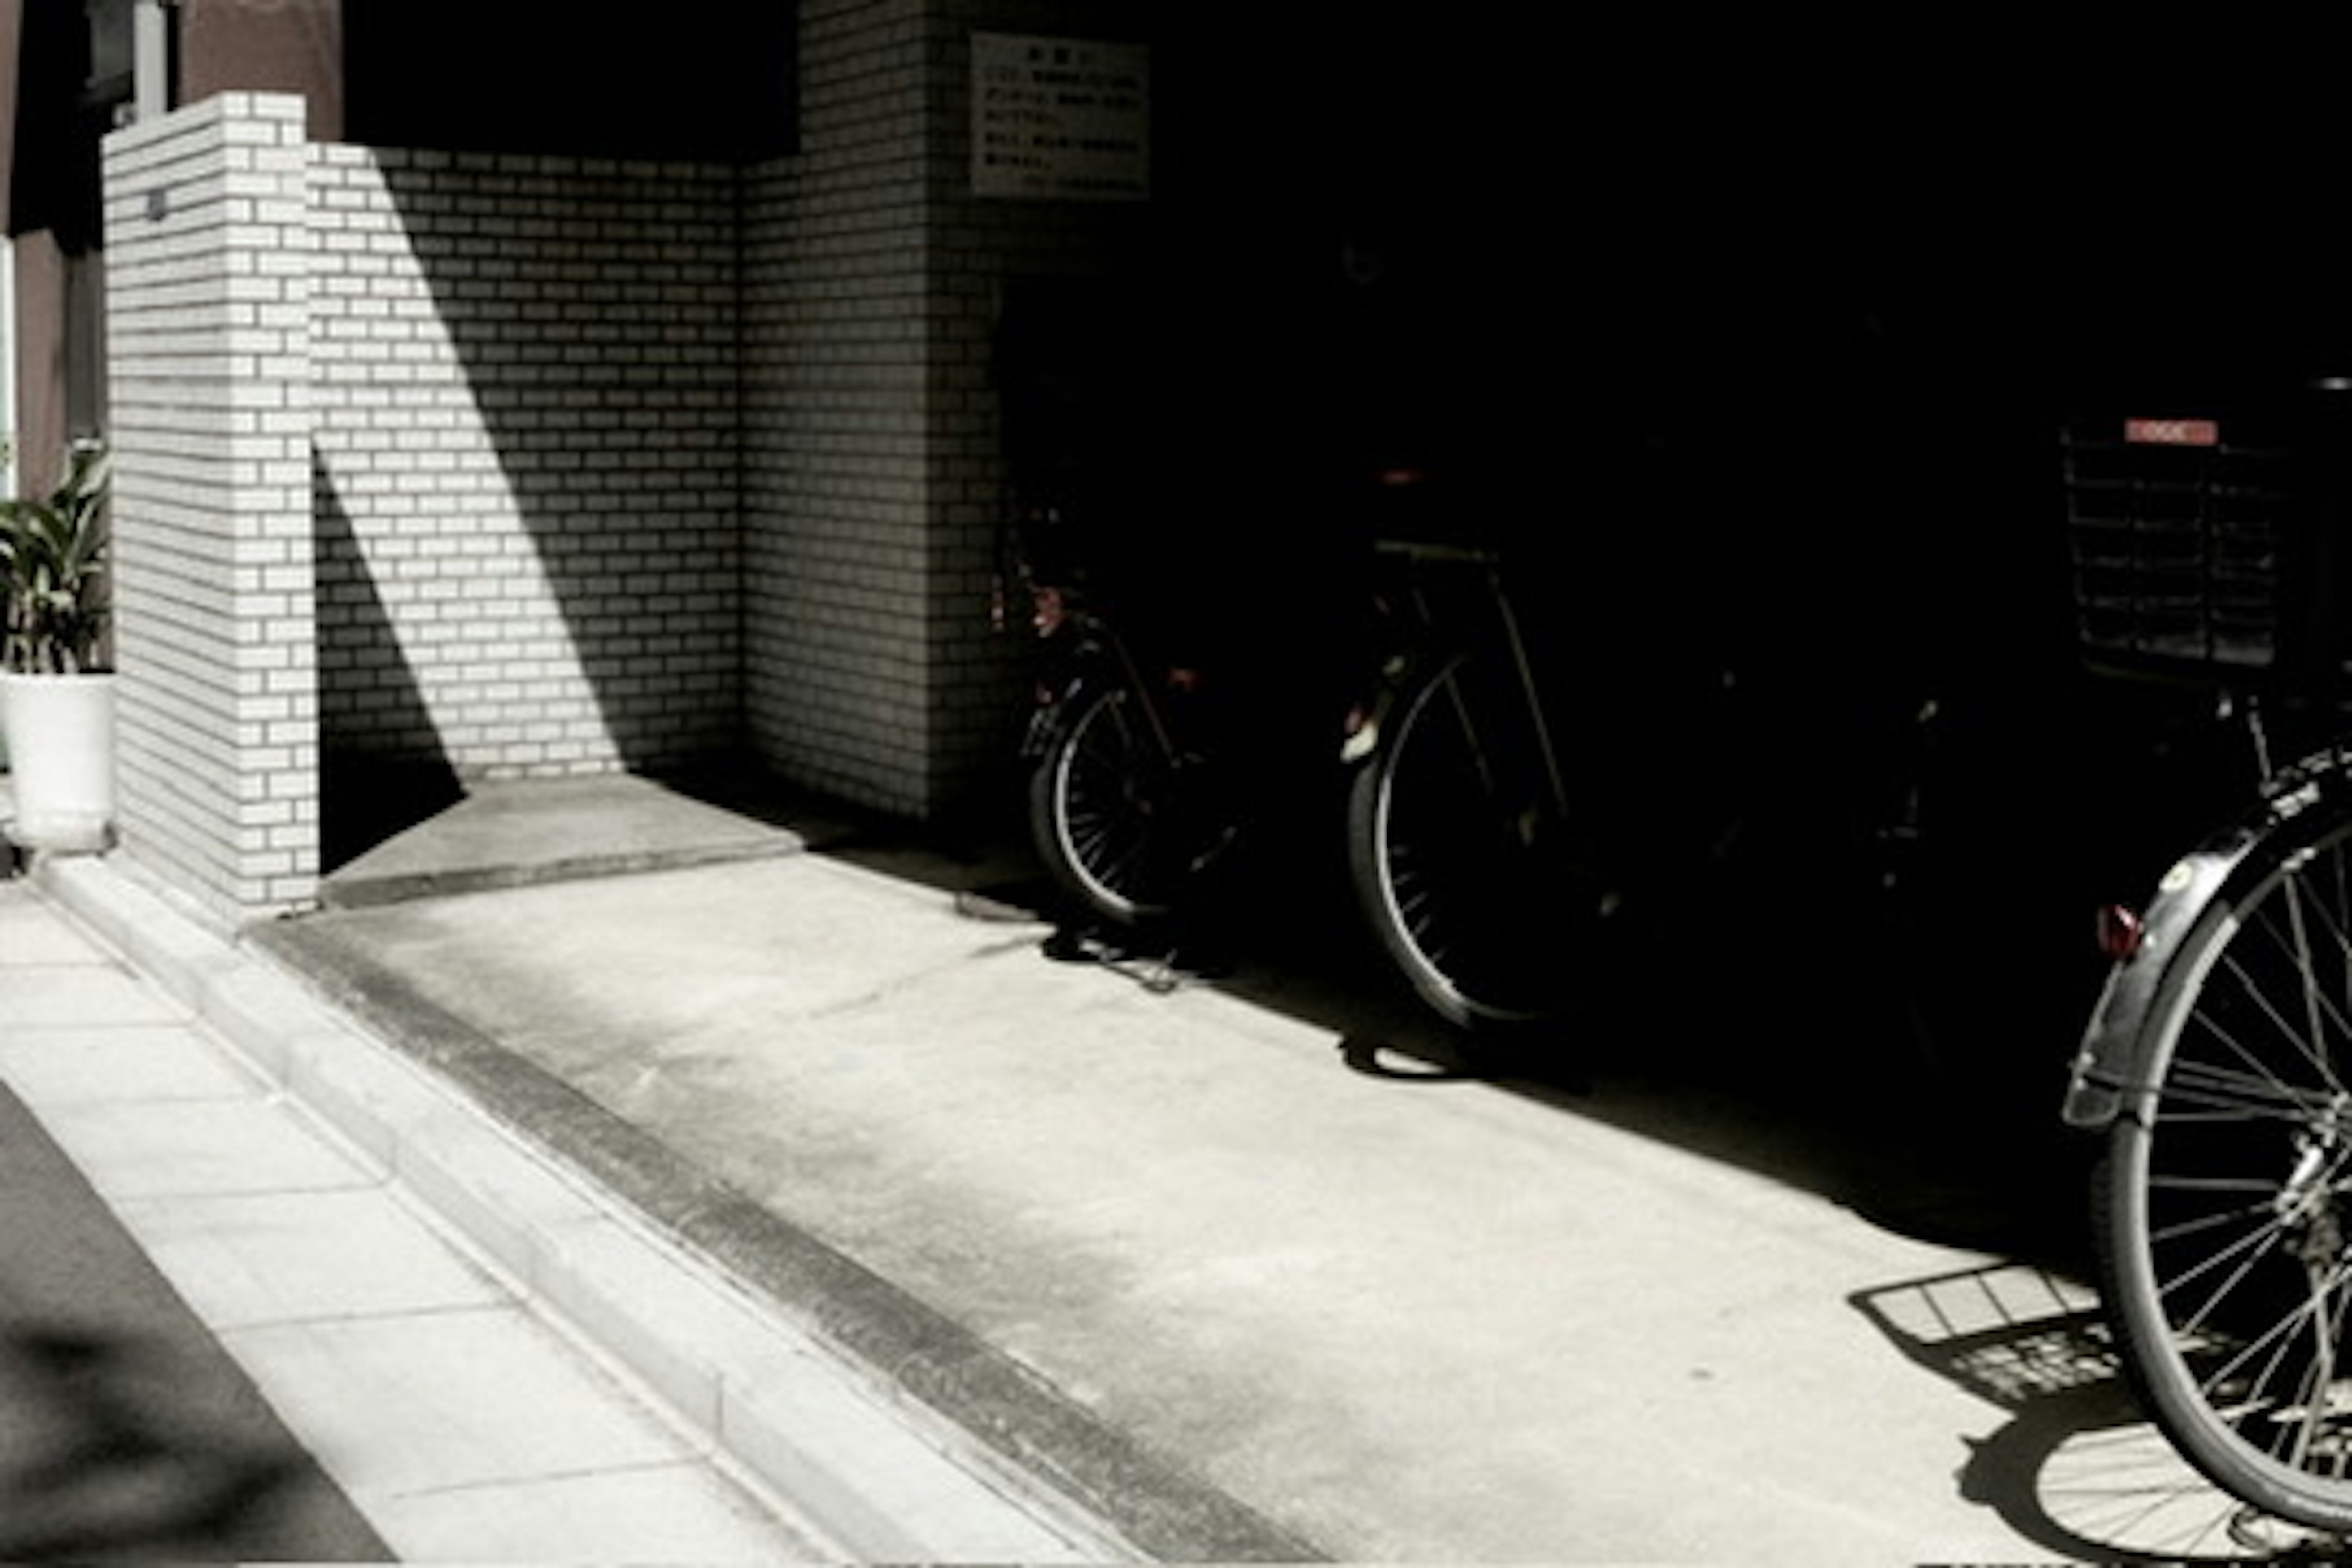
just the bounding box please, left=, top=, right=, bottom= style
left=317, top=839, right=801, bottom=910
left=29, top=851, right=1323, bottom=1564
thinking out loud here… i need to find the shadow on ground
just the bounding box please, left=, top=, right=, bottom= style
left=326, top=747, right=2108, bottom=1272
left=1854, top=1262, right=2344, bottom=1564
left=0, top=1328, right=331, bottom=1562
left=796, top=767, right=2103, bottom=1275
left=304, top=756, right=2141, bottom=1558
left=0, top=1084, right=390, bottom=1562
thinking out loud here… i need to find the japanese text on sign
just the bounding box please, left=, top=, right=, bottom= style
left=972, top=33, right=1150, bottom=202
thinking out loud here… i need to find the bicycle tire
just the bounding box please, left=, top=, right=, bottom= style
left=1348, top=647, right=1600, bottom=1030
left=1028, top=682, right=1208, bottom=927
left=2094, top=781, right=2352, bottom=1530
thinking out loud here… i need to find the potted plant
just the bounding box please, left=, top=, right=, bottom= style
left=1, top=439, right=115, bottom=852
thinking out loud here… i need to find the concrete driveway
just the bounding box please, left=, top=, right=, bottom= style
left=166, top=771, right=2322, bottom=1565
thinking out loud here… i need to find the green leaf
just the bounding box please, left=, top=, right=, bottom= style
left=0, top=440, right=110, bottom=674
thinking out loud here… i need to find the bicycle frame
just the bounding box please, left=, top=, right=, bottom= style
left=1000, top=507, right=1191, bottom=774
left=1346, top=537, right=1569, bottom=825
left=1021, top=592, right=1183, bottom=764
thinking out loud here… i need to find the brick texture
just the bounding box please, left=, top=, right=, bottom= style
left=103, top=94, right=320, bottom=924
left=97, top=6, right=1143, bottom=920
left=742, top=2, right=937, bottom=817
left=307, top=143, right=741, bottom=778
left=744, top=0, right=1138, bottom=821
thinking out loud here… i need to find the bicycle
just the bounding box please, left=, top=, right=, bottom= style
left=1341, top=532, right=1601, bottom=1030
left=1009, top=456, right=1945, bottom=1052
left=1003, top=500, right=1244, bottom=930
left=2059, top=372, right=2352, bottom=1531
left=1005, top=439, right=1643, bottom=1032
left=1337, top=462, right=1947, bottom=1042
left=989, top=276, right=1239, bottom=933
left=994, top=281, right=1941, bottom=1038
left=1002, top=467, right=1425, bottom=943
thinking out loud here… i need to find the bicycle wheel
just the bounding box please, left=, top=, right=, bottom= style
left=2095, top=790, right=2352, bottom=1529
left=1029, top=682, right=1216, bottom=927
left=1349, top=647, right=1603, bottom=1029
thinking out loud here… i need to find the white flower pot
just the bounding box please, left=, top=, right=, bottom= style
left=1, top=672, right=117, bottom=853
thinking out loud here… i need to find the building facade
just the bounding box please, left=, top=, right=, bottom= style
left=7, top=0, right=1166, bottom=927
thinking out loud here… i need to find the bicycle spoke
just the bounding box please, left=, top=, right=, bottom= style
left=2286, top=1275, right=2352, bottom=1474
left=1073, top=812, right=1150, bottom=889
left=2156, top=1054, right=2339, bottom=1126
left=2156, top=1140, right=2352, bottom=1471
left=2151, top=1173, right=2301, bottom=1197
left=2230, top=1259, right=2352, bottom=1471
left=2266, top=1273, right=2340, bottom=1466
left=2325, top=1283, right=2352, bottom=1480
left=2196, top=1262, right=2331, bottom=1408
left=2214, top=948, right=2345, bottom=1102
left=2162, top=1216, right=2289, bottom=1338
left=2149, top=1194, right=2290, bottom=1248
left=2096, top=804, right=2352, bottom=1526
left=2279, top=876, right=2333, bottom=1103
left=2284, top=848, right=2352, bottom=988
left=2244, top=894, right=2352, bottom=1071
left=2332, top=837, right=2352, bottom=1051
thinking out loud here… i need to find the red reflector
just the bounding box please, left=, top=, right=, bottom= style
left=2097, top=904, right=2147, bottom=960
left=1030, top=585, right=1065, bottom=636
left=2125, top=418, right=2220, bottom=448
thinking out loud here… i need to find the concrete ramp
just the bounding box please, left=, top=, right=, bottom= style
left=322, top=774, right=821, bottom=908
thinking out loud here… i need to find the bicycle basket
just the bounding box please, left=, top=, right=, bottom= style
left=2062, top=390, right=2340, bottom=690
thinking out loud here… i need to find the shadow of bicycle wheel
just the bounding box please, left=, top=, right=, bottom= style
left=1854, top=1261, right=2347, bottom=1564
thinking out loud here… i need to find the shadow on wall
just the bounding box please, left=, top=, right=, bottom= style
left=314, top=454, right=462, bottom=871
left=307, top=148, right=745, bottom=827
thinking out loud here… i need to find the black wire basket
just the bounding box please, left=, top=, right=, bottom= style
left=2064, top=380, right=2352, bottom=702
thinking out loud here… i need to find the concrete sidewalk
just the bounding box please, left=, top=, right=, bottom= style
left=0, top=877, right=861, bottom=1559
left=0, top=1066, right=390, bottom=1561
left=3, top=778, right=1140, bottom=1562
left=12, top=771, right=2325, bottom=1562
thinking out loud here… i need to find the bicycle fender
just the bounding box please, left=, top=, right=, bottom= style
left=1342, top=647, right=1448, bottom=767
left=1020, top=660, right=1113, bottom=761
left=2062, top=748, right=2352, bottom=1130
left=2062, top=840, right=2245, bottom=1129
left=1341, top=671, right=1399, bottom=766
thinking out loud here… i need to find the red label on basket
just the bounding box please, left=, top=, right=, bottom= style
left=2124, top=417, right=2220, bottom=447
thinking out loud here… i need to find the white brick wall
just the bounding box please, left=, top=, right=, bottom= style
left=307, top=144, right=741, bottom=780
left=925, top=1, right=1147, bottom=815
left=744, top=0, right=1138, bottom=821
left=104, top=93, right=320, bottom=924
left=742, top=0, right=936, bottom=817
left=94, top=10, right=1145, bottom=919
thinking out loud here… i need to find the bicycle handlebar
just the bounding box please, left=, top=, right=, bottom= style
left=1371, top=536, right=1504, bottom=567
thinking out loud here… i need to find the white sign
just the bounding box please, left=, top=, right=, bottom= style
left=971, top=33, right=1150, bottom=202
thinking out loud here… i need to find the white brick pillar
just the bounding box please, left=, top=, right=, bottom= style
left=103, top=93, right=319, bottom=926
